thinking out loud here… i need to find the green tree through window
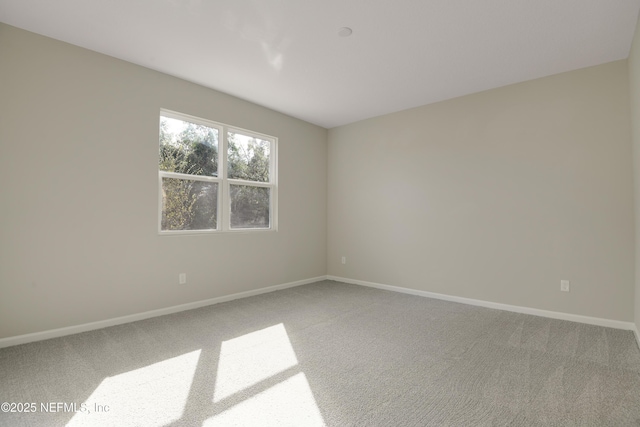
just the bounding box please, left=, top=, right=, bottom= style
left=227, top=132, right=271, bottom=228
left=160, top=116, right=219, bottom=231
left=158, top=111, right=276, bottom=233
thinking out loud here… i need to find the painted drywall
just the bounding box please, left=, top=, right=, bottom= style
left=0, top=23, right=328, bottom=339
left=328, top=61, right=634, bottom=322
left=630, top=13, right=640, bottom=336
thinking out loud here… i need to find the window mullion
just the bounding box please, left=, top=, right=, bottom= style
left=159, top=171, right=219, bottom=182
left=227, top=179, right=272, bottom=188
left=220, top=125, right=229, bottom=231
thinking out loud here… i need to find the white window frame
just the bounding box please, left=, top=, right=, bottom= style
left=158, top=109, right=278, bottom=235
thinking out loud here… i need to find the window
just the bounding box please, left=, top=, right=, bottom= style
left=158, top=110, right=277, bottom=234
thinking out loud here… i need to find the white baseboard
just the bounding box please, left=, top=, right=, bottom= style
left=0, top=276, right=327, bottom=349
left=3, top=275, right=636, bottom=349
left=327, top=275, right=637, bottom=331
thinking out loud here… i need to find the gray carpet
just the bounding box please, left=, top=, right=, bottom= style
left=1, top=280, right=640, bottom=426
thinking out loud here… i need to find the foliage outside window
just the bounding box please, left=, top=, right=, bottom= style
left=159, top=110, right=277, bottom=233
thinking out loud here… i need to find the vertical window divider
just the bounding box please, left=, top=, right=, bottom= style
left=220, top=125, right=229, bottom=232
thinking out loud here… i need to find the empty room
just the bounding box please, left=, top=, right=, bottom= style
left=2, top=1, right=640, bottom=426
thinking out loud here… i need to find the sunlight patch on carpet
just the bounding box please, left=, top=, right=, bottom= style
left=213, top=323, right=299, bottom=402
left=211, top=323, right=325, bottom=425
left=206, top=372, right=325, bottom=426
left=67, top=350, right=201, bottom=427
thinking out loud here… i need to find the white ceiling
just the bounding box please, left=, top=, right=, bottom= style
left=1, top=0, right=639, bottom=128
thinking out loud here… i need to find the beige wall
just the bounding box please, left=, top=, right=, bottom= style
left=328, top=61, right=635, bottom=322
left=2, top=20, right=637, bottom=340
left=0, top=24, right=328, bottom=339
left=630, top=14, right=640, bottom=334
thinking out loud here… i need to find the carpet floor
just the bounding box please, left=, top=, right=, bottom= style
left=1, top=280, right=640, bottom=426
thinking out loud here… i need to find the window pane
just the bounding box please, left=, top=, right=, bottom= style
left=230, top=185, right=270, bottom=229
left=227, top=132, right=270, bottom=182
left=162, top=178, right=217, bottom=231
left=160, top=116, right=218, bottom=177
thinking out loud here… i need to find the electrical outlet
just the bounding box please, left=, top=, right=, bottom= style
left=560, top=280, right=570, bottom=292
left=341, top=256, right=346, bottom=265
left=179, top=273, right=187, bottom=285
